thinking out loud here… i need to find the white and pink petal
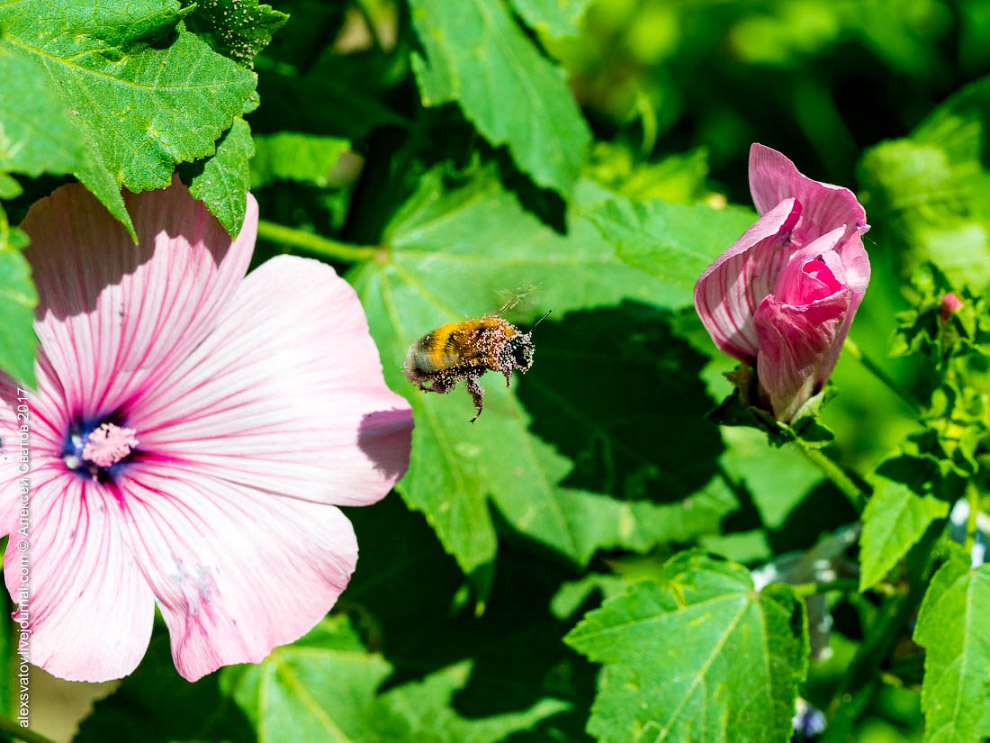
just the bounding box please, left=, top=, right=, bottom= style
left=5, top=473, right=155, bottom=681
left=129, top=256, right=413, bottom=508
left=20, top=182, right=257, bottom=421
left=119, top=464, right=359, bottom=682
left=754, top=289, right=851, bottom=422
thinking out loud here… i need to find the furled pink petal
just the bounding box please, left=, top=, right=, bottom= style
left=694, top=198, right=801, bottom=362
left=771, top=228, right=847, bottom=304
left=128, top=256, right=413, bottom=507
left=5, top=472, right=155, bottom=681
left=749, top=144, right=867, bottom=245
left=118, top=464, right=358, bottom=681
left=818, top=232, right=870, bottom=392
left=754, top=232, right=852, bottom=421
left=20, top=181, right=256, bottom=421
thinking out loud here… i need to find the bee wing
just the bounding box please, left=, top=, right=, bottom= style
left=495, top=282, right=543, bottom=316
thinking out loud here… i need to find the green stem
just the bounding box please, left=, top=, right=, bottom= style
left=256, top=220, right=378, bottom=263
left=821, top=520, right=943, bottom=741
left=843, top=338, right=921, bottom=415
left=0, top=716, right=60, bottom=743
left=966, top=483, right=980, bottom=552
left=793, top=440, right=866, bottom=513
left=791, top=579, right=860, bottom=598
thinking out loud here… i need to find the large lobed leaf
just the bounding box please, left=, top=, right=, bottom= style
left=565, top=552, right=809, bottom=743
left=409, top=0, right=592, bottom=195
left=914, top=556, right=990, bottom=743
left=0, top=0, right=257, bottom=234
left=349, top=167, right=739, bottom=576
left=222, top=615, right=567, bottom=743
left=588, top=195, right=758, bottom=306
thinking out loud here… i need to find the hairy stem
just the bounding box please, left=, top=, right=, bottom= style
left=256, top=220, right=378, bottom=263
left=843, top=338, right=921, bottom=415
left=793, top=440, right=866, bottom=513
left=790, top=579, right=860, bottom=598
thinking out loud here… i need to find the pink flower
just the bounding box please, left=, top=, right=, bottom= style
left=0, top=182, right=413, bottom=682
left=694, top=144, right=871, bottom=422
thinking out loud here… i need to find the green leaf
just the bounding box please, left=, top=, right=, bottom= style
left=914, top=558, right=990, bottom=743
left=699, top=529, right=774, bottom=564
left=859, top=480, right=949, bottom=591
left=0, top=47, right=86, bottom=178
left=0, top=205, right=37, bottom=387
left=0, top=0, right=257, bottom=235
left=76, top=633, right=253, bottom=743
left=719, top=426, right=824, bottom=530
left=508, top=0, right=595, bottom=38
left=587, top=145, right=716, bottom=205
left=0, top=175, right=21, bottom=201
left=181, top=116, right=254, bottom=236
left=350, top=167, right=733, bottom=574
left=565, top=552, right=809, bottom=743
left=589, top=196, right=757, bottom=308
left=223, top=615, right=567, bottom=743
left=550, top=573, right=627, bottom=620
left=250, top=132, right=350, bottom=189
left=858, top=75, right=990, bottom=289
left=409, top=0, right=591, bottom=195
left=184, top=0, right=288, bottom=67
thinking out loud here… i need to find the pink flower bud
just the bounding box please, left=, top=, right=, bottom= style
left=694, top=144, right=871, bottom=422
left=939, top=293, right=963, bottom=322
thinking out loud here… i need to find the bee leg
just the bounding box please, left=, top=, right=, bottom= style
left=467, top=375, right=485, bottom=423
left=431, top=374, right=456, bottom=395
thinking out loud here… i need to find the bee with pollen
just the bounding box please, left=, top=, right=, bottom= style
left=403, top=311, right=550, bottom=422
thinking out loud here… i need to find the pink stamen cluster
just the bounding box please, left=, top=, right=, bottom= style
left=81, top=423, right=139, bottom=468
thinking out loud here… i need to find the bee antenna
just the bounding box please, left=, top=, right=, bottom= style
left=532, top=310, right=552, bottom=328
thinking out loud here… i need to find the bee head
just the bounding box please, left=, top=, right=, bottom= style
left=509, top=333, right=535, bottom=372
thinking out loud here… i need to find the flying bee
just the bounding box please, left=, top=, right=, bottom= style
left=403, top=311, right=551, bottom=422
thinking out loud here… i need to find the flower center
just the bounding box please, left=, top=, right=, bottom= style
left=64, top=421, right=139, bottom=480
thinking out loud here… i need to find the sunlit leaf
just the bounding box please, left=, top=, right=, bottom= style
left=181, top=116, right=255, bottom=236
left=223, top=615, right=567, bottom=743
left=589, top=195, right=757, bottom=308
left=859, top=480, right=948, bottom=591
left=409, top=0, right=591, bottom=195
left=915, top=556, right=990, bottom=743
left=859, top=75, right=990, bottom=289
left=185, top=0, right=288, bottom=67
left=0, top=204, right=36, bottom=387
left=509, top=0, right=596, bottom=38
left=566, top=552, right=808, bottom=743
left=250, top=132, right=350, bottom=189
left=0, top=0, right=257, bottom=235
